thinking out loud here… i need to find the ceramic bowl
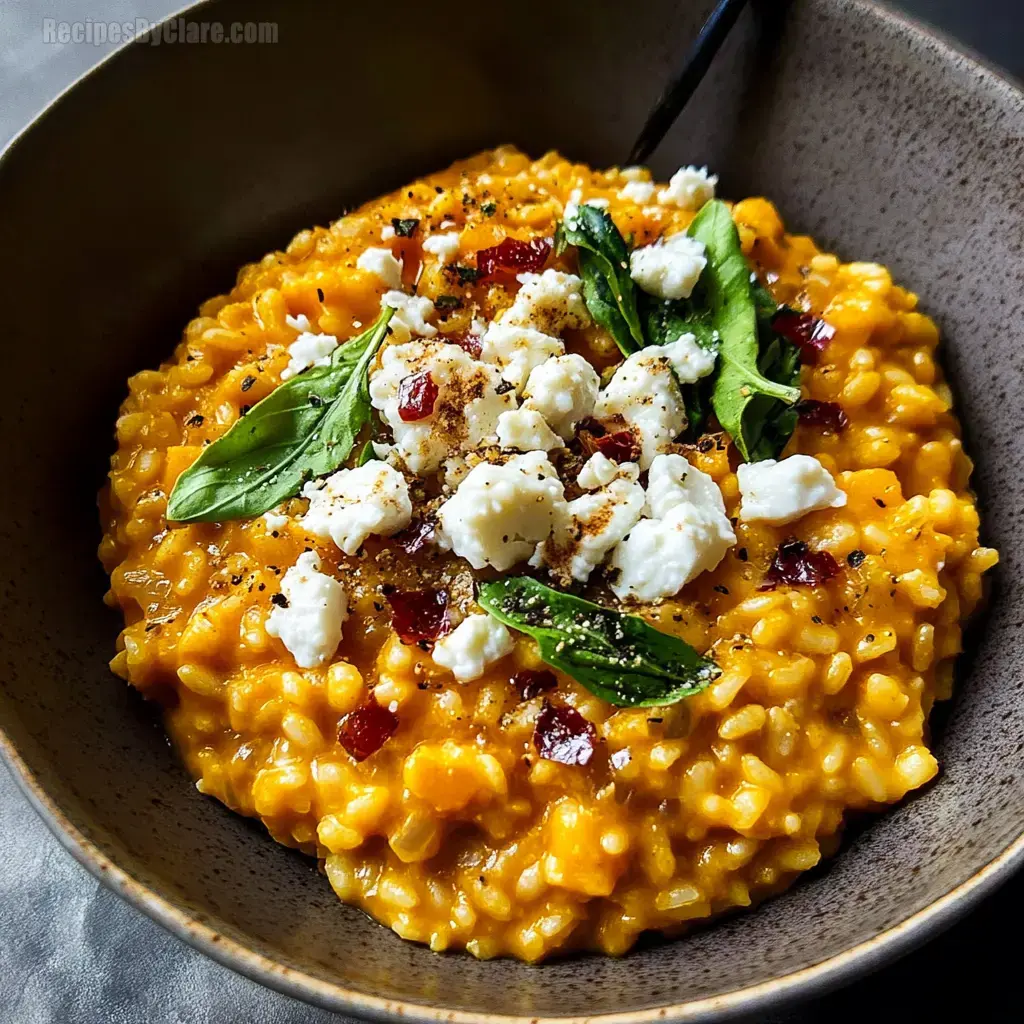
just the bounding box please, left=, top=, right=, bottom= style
left=1, top=0, right=1021, bottom=1019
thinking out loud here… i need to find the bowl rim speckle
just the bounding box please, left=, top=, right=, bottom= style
left=2, top=0, right=1023, bottom=1019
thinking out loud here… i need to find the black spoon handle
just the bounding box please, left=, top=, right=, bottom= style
left=627, top=0, right=750, bottom=165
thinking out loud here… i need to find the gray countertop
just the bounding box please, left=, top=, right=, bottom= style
left=1, top=2, right=1021, bottom=1021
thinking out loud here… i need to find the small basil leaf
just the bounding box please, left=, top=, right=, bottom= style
left=687, top=200, right=800, bottom=462
left=356, top=439, right=379, bottom=466
left=477, top=577, right=720, bottom=707
left=744, top=334, right=802, bottom=461
left=558, top=205, right=643, bottom=355
left=167, top=307, right=393, bottom=522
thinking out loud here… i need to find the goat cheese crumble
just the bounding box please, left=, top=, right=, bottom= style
left=480, top=322, right=565, bottom=392
left=265, top=551, right=348, bottom=669
left=422, top=232, right=461, bottom=264
left=301, top=462, right=412, bottom=556
left=737, top=455, right=847, bottom=525
left=357, top=246, right=404, bottom=289
left=501, top=269, right=591, bottom=335
left=432, top=614, right=514, bottom=682
left=436, top=451, right=567, bottom=571
left=594, top=336, right=716, bottom=467
left=609, top=456, right=734, bottom=603
left=495, top=408, right=563, bottom=452
left=522, top=353, right=600, bottom=440
left=618, top=180, right=657, bottom=204
left=658, top=166, right=718, bottom=210
left=279, top=328, right=339, bottom=381
left=369, top=340, right=515, bottom=474
left=630, top=232, right=708, bottom=301
left=535, top=454, right=645, bottom=583
left=380, top=291, right=437, bottom=345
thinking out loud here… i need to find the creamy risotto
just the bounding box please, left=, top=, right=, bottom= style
left=99, top=147, right=997, bottom=961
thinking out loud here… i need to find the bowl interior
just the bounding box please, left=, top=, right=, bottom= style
left=1, top=0, right=1022, bottom=1019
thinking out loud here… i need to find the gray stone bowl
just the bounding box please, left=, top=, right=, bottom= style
left=0, top=0, right=1021, bottom=1019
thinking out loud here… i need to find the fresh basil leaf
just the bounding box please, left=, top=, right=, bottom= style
left=687, top=200, right=800, bottom=462
left=558, top=205, right=643, bottom=355
left=744, top=334, right=802, bottom=461
left=356, top=439, right=379, bottom=466
left=477, top=577, right=720, bottom=707
left=167, top=307, right=393, bottom=523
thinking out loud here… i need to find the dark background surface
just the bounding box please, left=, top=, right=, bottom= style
left=0, top=1, right=1021, bottom=1021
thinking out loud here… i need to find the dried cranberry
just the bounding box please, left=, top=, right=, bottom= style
left=386, top=589, right=452, bottom=644
left=593, top=429, right=641, bottom=464
left=772, top=310, right=836, bottom=363
left=441, top=331, right=482, bottom=358
left=760, top=538, right=841, bottom=590
left=513, top=668, right=557, bottom=701
left=393, top=518, right=435, bottom=554
left=338, top=700, right=398, bottom=761
left=533, top=700, right=596, bottom=766
left=797, top=399, right=849, bottom=433
left=397, top=371, right=438, bottom=422
left=476, top=237, right=551, bottom=280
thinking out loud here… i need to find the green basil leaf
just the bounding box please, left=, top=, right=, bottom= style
left=167, top=307, right=393, bottom=523
left=687, top=200, right=800, bottom=462
left=477, top=577, right=720, bottom=707
left=744, top=334, right=802, bottom=461
left=356, top=439, right=379, bottom=466
left=558, top=205, right=643, bottom=355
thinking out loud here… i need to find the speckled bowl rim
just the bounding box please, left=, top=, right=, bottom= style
left=1, top=1, right=1022, bottom=1020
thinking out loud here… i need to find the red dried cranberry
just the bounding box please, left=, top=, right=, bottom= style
left=772, top=310, right=836, bottom=363
left=441, top=331, right=482, bottom=358
left=397, top=371, right=438, bottom=422
left=797, top=399, right=849, bottom=433
left=533, top=700, right=596, bottom=766
left=393, top=518, right=435, bottom=554
left=513, top=668, right=558, bottom=701
left=476, top=237, right=551, bottom=280
left=338, top=700, right=398, bottom=761
left=760, top=538, right=841, bottom=590
left=386, top=589, right=452, bottom=644
left=593, top=429, right=641, bottom=464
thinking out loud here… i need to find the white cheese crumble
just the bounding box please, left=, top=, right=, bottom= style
left=357, top=246, right=403, bottom=289
left=495, top=408, right=563, bottom=452
left=501, top=269, right=592, bottom=335
left=522, top=353, right=600, bottom=440
left=535, top=457, right=644, bottom=583
left=381, top=224, right=396, bottom=241
left=432, top=614, right=514, bottom=682
left=421, top=231, right=461, bottom=264
left=369, top=340, right=515, bottom=474
left=609, top=500, right=736, bottom=602
left=262, top=509, right=289, bottom=531
left=265, top=551, right=348, bottom=669
left=630, top=232, right=708, bottom=301
left=658, top=166, right=718, bottom=210
left=577, top=451, right=621, bottom=490
left=608, top=457, right=734, bottom=602
left=479, top=322, right=564, bottom=392
left=436, top=451, right=567, bottom=571
left=280, top=330, right=339, bottom=381
left=594, top=336, right=716, bottom=467
left=737, top=455, right=847, bottom=525
left=301, top=462, right=412, bottom=556
left=381, top=290, right=437, bottom=344
left=618, top=180, right=657, bottom=204
left=285, top=313, right=311, bottom=332
left=645, top=453, right=727, bottom=519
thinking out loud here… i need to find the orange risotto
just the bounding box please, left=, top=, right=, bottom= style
left=99, top=147, right=996, bottom=961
